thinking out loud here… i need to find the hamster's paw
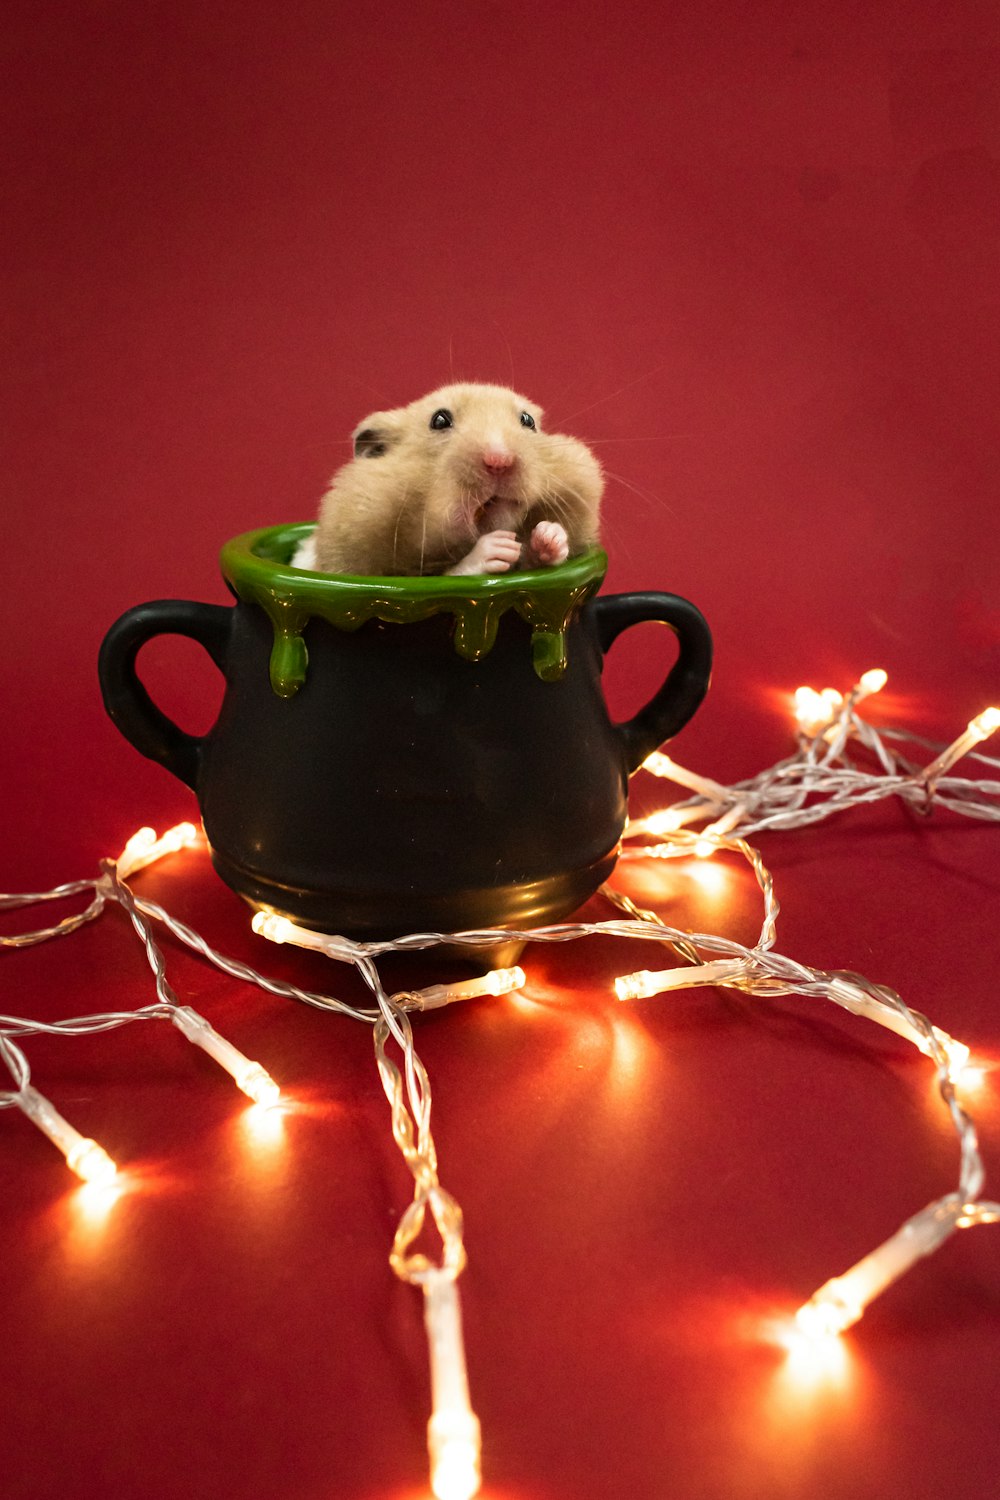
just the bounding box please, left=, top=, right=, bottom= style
left=446, top=530, right=522, bottom=576
left=529, top=521, right=569, bottom=567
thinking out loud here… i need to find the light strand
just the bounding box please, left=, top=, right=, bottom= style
left=631, top=670, right=1000, bottom=843
left=0, top=1036, right=118, bottom=1185
left=424, top=1271, right=482, bottom=1500
left=1, top=676, right=998, bottom=1496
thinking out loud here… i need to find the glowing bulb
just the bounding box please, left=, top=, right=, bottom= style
left=694, top=838, right=715, bottom=859
left=794, top=1283, right=859, bottom=1340
left=16, top=1085, right=119, bottom=1184
left=251, top=911, right=296, bottom=943
left=66, top=1137, right=119, bottom=1185
left=424, top=1275, right=481, bottom=1500
left=940, top=1035, right=971, bottom=1083
left=956, top=1063, right=987, bottom=1092
left=640, top=752, right=728, bottom=799
left=171, top=1006, right=281, bottom=1107
left=615, top=959, right=746, bottom=1000
left=429, top=1409, right=482, bottom=1500
left=165, top=821, right=199, bottom=850
left=117, top=821, right=200, bottom=879
left=615, top=971, right=653, bottom=1002
left=236, top=1062, right=282, bottom=1109
left=970, top=706, right=1000, bottom=740
left=921, top=707, right=1000, bottom=786
left=250, top=911, right=357, bottom=960
left=793, top=687, right=827, bottom=733
left=858, top=668, right=888, bottom=696
left=795, top=1197, right=963, bottom=1338
left=411, top=967, right=527, bottom=1011
left=644, top=808, right=684, bottom=834
left=120, top=827, right=156, bottom=867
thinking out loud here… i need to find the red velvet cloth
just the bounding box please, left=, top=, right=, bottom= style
left=3, top=5, right=999, bottom=1497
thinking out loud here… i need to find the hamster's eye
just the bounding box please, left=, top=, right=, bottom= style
left=430, top=409, right=454, bottom=431
left=520, top=411, right=536, bottom=430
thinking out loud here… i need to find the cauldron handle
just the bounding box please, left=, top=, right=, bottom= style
left=592, top=592, right=713, bottom=775
left=98, top=601, right=232, bottom=791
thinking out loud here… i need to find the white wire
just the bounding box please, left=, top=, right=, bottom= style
left=1, top=677, right=998, bottom=1330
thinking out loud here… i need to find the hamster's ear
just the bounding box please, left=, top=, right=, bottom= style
left=352, top=410, right=403, bottom=459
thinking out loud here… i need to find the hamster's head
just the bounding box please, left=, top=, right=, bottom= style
left=345, top=382, right=603, bottom=573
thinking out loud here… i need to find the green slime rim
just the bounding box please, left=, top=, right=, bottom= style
left=221, top=523, right=609, bottom=698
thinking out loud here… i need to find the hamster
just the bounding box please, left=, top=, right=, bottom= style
left=298, top=383, right=603, bottom=577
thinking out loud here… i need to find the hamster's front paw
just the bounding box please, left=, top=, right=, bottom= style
left=446, top=530, right=523, bottom=576
left=529, top=521, right=569, bottom=567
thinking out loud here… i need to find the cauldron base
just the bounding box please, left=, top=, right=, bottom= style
left=212, top=845, right=619, bottom=961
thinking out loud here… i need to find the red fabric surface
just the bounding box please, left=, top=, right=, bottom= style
left=3, top=4, right=999, bottom=1497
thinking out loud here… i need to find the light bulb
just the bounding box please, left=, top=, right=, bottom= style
left=117, top=821, right=200, bottom=879
left=793, top=687, right=828, bottom=733
left=615, top=959, right=746, bottom=1000
left=251, top=911, right=296, bottom=943
left=641, top=752, right=728, bottom=799
left=939, top=1035, right=971, bottom=1083
left=250, top=911, right=356, bottom=960
left=858, top=668, right=888, bottom=696
left=235, top=1062, right=282, bottom=1109
left=424, top=1276, right=482, bottom=1500
left=412, top=967, right=526, bottom=1011
left=795, top=1198, right=963, bottom=1338
left=921, top=707, right=1000, bottom=786
left=644, top=808, right=684, bottom=834
left=429, top=1408, right=482, bottom=1500
left=171, top=1006, right=281, bottom=1107
left=614, top=971, right=654, bottom=1002
left=16, top=1086, right=119, bottom=1184
left=970, top=706, right=1000, bottom=740
left=794, top=1281, right=860, bottom=1340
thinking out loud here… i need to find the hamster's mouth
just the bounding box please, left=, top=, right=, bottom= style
left=473, top=494, right=524, bottom=531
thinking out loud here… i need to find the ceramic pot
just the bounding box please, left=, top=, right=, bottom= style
left=98, top=524, right=712, bottom=938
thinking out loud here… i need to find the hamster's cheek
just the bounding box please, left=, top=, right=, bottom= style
left=430, top=487, right=477, bottom=545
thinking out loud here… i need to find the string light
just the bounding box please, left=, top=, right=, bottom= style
left=249, top=911, right=359, bottom=963
left=424, top=1273, right=482, bottom=1500
left=623, top=671, right=1000, bottom=846
left=794, top=1196, right=974, bottom=1339
left=408, top=968, right=526, bottom=1011
left=2, top=672, right=1000, bottom=1495
left=641, top=751, right=729, bottom=800
left=117, top=821, right=200, bottom=880
left=857, top=668, right=888, bottom=698
left=170, top=1005, right=281, bottom=1107
left=615, top=959, right=749, bottom=1001
left=14, top=1083, right=118, bottom=1185
left=919, top=707, right=1000, bottom=791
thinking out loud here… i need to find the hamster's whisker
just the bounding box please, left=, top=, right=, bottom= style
left=419, top=504, right=429, bottom=575
left=584, top=433, right=695, bottom=445
left=600, top=466, right=673, bottom=517
left=493, top=319, right=516, bottom=388
left=390, top=488, right=413, bottom=572
left=551, top=363, right=669, bottom=426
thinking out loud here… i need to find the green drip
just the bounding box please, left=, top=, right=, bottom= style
left=220, top=523, right=607, bottom=697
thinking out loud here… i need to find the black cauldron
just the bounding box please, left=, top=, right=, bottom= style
left=98, top=524, right=711, bottom=938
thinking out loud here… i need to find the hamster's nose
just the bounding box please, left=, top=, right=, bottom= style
left=482, top=448, right=517, bottom=475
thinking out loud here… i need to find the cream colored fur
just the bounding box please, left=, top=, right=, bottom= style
left=307, top=383, right=603, bottom=577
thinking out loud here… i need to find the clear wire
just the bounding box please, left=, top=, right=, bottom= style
left=1, top=678, right=999, bottom=1497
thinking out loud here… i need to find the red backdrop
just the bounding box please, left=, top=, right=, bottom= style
left=3, top=4, right=999, bottom=1498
